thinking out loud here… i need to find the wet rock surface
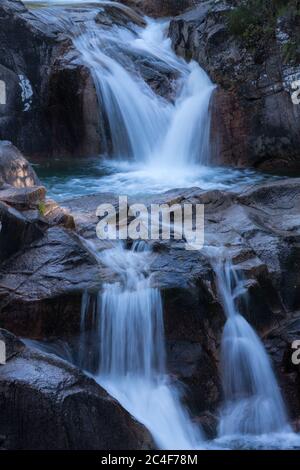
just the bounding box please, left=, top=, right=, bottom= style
left=0, top=143, right=75, bottom=263
left=0, top=226, right=110, bottom=338
left=0, top=0, right=58, bottom=157
left=0, top=1, right=110, bottom=157
left=0, top=0, right=110, bottom=158
left=1, top=174, right=300, bottom=431
left=0, top=329, right=153, bottom=450
left=264, top=314, right=300, bottom=424
left=17, top=176, right=295, bottom=421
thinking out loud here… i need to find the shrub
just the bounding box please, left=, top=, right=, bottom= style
left=227, top=0, right=300, bottom=57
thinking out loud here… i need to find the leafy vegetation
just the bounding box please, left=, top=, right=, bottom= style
left=227, top=0, right=300, bottom=62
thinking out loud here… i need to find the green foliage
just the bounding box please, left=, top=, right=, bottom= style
left=283, top=40, right=300, bottom=63
left=227, top=0, right=276, bottom=49
left=38, top=200, right=46, bottom=216
left=227, top=0, right=300, bottom=59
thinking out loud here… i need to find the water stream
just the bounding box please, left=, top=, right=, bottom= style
left=23, top=0, right=299, bottom=450
left=212, top=259, right=300, bottom=449
left=79, top=242, right=204, bottom=450
left=27, top=0, right=268, bottom=198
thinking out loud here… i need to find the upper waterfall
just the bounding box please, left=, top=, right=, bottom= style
left=27, top=1, right=263, bottom=199
left=74, top=14, right=215, bottom=165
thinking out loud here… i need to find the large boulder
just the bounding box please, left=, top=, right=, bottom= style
left=0, top=141, right=40, bottom=188
left=0, top=201, right=44, bottom=263
left=0, top=140, right=74, bottom=263
left=0, top=226, right=109, bottom=337
left=0, top=329, right=153, bottom=450
left=0, top=0, right=57, bottom=156
left=0, top=0, right=103, bottom=158
left=169, top=0, right=300, bottom=172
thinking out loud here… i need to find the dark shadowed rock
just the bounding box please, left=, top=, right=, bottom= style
left=0, top=141, right=40, bottom=188
left=0, top=201, right=44, bottom=262
left=0, top=226, right=112, bottom=338
left=0, top=0, right=58, bottom=156
left=264, top=314, right=300, bottom=425
left=0, top=1, right=103, bottom=158
left=0, top=329, right=153, bottom=450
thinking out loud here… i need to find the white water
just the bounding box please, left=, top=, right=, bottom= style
left=73, top=15, right=215, bottom=168
left=29, top=1, right=269, bottom=199
left=30, top=1, right=215, bottom=170
left=79, top=243, right=204, bottom=450
left=213, top=260, right=300, bottom=448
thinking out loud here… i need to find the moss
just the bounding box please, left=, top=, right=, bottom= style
left=38, top=200, right=46, bottom=216
left=227, top=0, right=277, bottom=50
left=283, top=40, right=300, bottom=63
left=185, top=49, right=194, bottom=62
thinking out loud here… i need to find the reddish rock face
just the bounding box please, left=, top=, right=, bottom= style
left=169, top=1, right=300, bottom=172
left=210, top=88, right=250, bottom=168
left=120, top=0, right=201, bottom=18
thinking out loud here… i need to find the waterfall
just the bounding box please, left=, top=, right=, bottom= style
left=74, top=26, right=172, bottom=161
left=29, top=1, right=262, bottom=198
left=30, top=2, right=215, bottom=166
left=71, top=9, right=215, bottom=166
left=215, top=260, right=291, bottom=439
left=79, top=242, right=204, bottom=450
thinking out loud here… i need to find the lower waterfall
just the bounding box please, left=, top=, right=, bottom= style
left=79, top=242, right=204, bottom=450
left=214, top=260, right=297, bottom=447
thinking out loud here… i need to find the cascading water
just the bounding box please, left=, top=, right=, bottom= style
left=23, top=1, right=299, bottom=450
left=73, top=11, right=215, bottom=167
left=214, top=260, right=296, bottom=447
left=79, top=242, right=204, bottom=450
left=74, top=25, right=172, bottom=161
left=29, top=1, right=216, bottom=172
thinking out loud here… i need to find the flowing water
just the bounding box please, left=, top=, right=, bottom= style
left=27, top=0, right=268, bottom=198
left=212, top=260, right=300, bottom=449
left=23, top=1, right=299, bottom=450
left=79, top=242, right=204, bottom=450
